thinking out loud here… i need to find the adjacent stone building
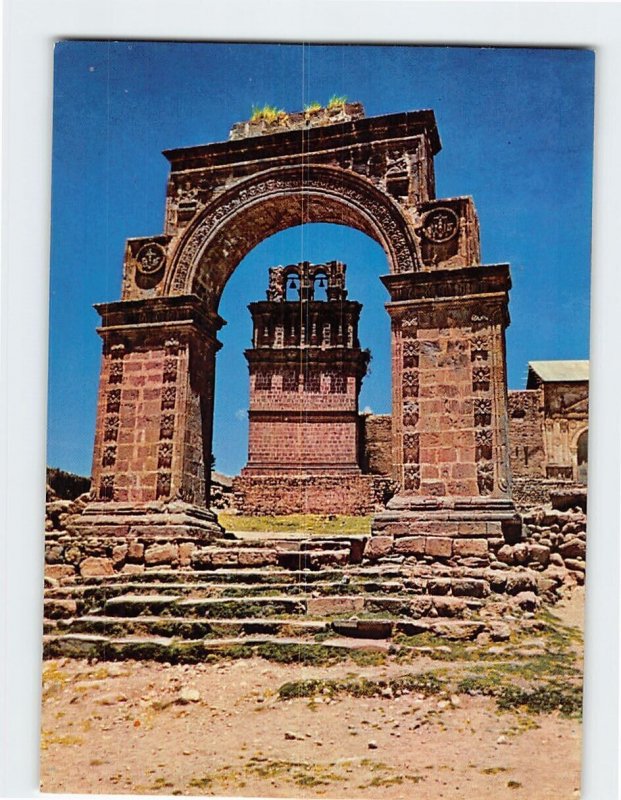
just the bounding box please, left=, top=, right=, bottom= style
left=508, top=360, right=588, bottom=503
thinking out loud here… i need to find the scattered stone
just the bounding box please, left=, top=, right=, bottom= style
left=487, top=621, right=512, bottom=641
left=177, top=687, right=201, bottom=704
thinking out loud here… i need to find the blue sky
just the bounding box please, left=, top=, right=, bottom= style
left=48, top=42, right=594, bottom=477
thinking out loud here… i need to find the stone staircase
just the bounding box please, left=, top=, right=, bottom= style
left=43, top=530, right=552, bottom=663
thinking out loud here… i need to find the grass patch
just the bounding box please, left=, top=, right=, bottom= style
left=327, top=94, right=348, bottom=108
left=40, top=730, right=83, bottom=750
left=249, top=104, right=286, bottom=124
left=457, top=670, right=582, bottom=719
left=278, top=671, right=446, bottom=701
left=218, top=512, right=371, bottom=535
left=496, top=684, right=582, bottom=718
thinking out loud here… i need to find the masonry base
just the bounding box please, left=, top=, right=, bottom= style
left=67, top=499, right=224, bottom=541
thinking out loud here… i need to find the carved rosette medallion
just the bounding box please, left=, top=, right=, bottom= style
left=420, top=207, right=459, bottom=243
left=136, top=243, right=166, bottom=276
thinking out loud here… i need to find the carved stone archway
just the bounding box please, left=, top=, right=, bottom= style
left=77, top=104, right=518, bottom=549
left=166, top=164, right=421, bottom=304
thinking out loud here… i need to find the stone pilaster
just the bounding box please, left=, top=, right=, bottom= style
left=73, top=295, right=224, bottom=540
left=372, top=264, right=520, bottom=546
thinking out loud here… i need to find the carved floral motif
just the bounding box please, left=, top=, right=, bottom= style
left=477, top=461, right=494, bottom=496
left=474, top=397, right=492, bottom=427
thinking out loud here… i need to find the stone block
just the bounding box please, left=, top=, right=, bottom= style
left=364, top=536, right=393, bottom=560
left=452, top=579, right=490, bottom=598
left=45, top=564, right=76, bottom=580
left=505, top=571, right=538, bottom=595
left=430, top=620, right=484, bottom=640
left=393, top=536, right=426, bottom=556
left=487, top=621, right=512, bottom=641
left=495, top=544, right=514, bottom=565
left=45, top=544, right=64, bottom=564
left=144, top=543, right=178, bottom=565
left=238, top=548, right=278, bottom=567
left=408, top=596, right=433, bottom=618
left=307, top=596, right=364, bottom=615
left=452, top=539, right=488, bottom=557
left=112, top=544, right=128, bottom=566
left=549, top=552, right=565, bottom=567
left=425, top=537, right=452, bottom=558
left=178, top=542, right=196, bottom=566
left=79, top=556, right=114, bottom=578
left=127, top=541, right=145, bottom=561
left=528, top=544, right=550, bottom=568
left=559, top=538, right=586, bottom=560
left=121, top=563, right=145, bottom=575
left=427, top=578, right=452, bottom=596
left=512, top=543, right=530, bottom=565
left=64, top=546, right=83, bottom=564
left=432, top=596, right=467, bottom=617
left=210, top=550, right=239, bottom=567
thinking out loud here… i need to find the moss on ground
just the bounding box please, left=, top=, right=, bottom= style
left=278, top=671, right=446, bottom=700
left=218, top=512, right=372, bottom=535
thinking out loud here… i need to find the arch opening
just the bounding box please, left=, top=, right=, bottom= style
left=211, top=222, right=393, bottom=516
left=576, top=428, right=588, bottom=484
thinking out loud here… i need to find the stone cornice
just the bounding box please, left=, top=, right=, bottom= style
left=94, top=295, right=225, bottom=347
left=381, top=263, right=511, bottom=303
left=163, top=109, right=441, bottom=172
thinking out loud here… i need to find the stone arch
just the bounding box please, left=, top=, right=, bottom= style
left=165, top=164, right=421, bottom=308
left=83, top=105, right=517, bottom=547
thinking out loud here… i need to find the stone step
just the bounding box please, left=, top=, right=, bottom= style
left=47, top=564, right=480, bottom=587
left=104, top=594, right=307, bottom=619
left=213, top=535, right=365, bottom=552
left=45, top=612, right=498, bottom=647
left=42, top=633, right=390, bottom=663
left=50, top=615, right=331, bottom=639
left=100, top=592, right=478, bottom=620
left=191, top=547, right=352, bottom=570
left=44, top=579, right=414, bottom=611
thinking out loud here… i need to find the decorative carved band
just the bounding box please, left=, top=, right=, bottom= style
left=168, top=166, right=420, bottom=295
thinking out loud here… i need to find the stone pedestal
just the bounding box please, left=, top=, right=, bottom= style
left=371, top=262, right=520, bottom=549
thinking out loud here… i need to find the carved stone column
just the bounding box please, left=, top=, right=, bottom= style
left=372, top=264, right=520, bottom=551
left=72, top=296, right=224, bottom=540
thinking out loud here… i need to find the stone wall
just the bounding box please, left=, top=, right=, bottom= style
left=232, top=474, right=395, bottom=516
left=359, top=414, right=393, bottom=476
left=47, top=468, right=91, bottom=501
left=508, top=389, right=546, bottom=478
left=512, top=477, right=582, bottom=509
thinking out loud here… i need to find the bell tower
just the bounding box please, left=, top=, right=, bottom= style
left=234, top=260, right=376, bottom=514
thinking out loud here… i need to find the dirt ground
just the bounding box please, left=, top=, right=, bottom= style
left=40, top=590, right=583, bottom=800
